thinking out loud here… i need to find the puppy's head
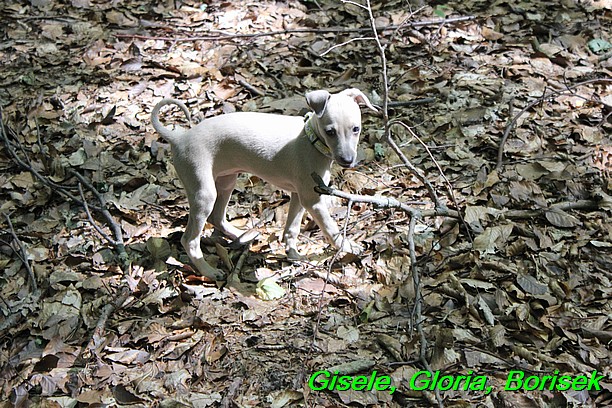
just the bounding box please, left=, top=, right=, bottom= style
left=306, top=88, right=378, bottom=168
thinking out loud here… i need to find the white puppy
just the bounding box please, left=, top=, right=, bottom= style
left=151, top=89, right=377, bottom=279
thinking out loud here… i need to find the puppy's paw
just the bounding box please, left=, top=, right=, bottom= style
left=204, top=267, right=226, bottom=281
left=193, top=259, right=226, bottom=281
left=212, top=225, right=243, bottom=241
left=286, top=248, right=304, bottom=261
left=339, top=238, right=364, bottom=255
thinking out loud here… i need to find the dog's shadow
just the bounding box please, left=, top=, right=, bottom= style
left=147, top=229, right=282, bottom=299
left=135, top=222, right=347, bottom=308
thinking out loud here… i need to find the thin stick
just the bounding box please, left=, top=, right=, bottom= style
left=387, top=133, right=441, bottom=206
left=3, top=214, right=38, bottom=292
left=363, top=0, right=443, bottom=212
left=81, top=286, right=130, bottom=360
left=365, top=0, right=389, bottom=125
left=319, top=36, right=377, bottom=57
left=238, top=79, right=265, bottom=97
left=312, top=199, right=355, bottom=347
left=362, top=2, right=443, bottom=406
left=67, top=169, right=127, bottom=261
left=113, top=16, right=476, bottom=43
left=78, top=183, right=116, bottom=245
left=231, top=237, right=256, bottom=278
left=313, top=173, right=435, bottom=216
left=390, top=120, right=471, bottom=242
left=388, top=98, right=436, bottom=107
left=340, top=0, right=369, bottom=10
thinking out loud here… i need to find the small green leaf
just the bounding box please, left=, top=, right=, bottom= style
left=434, top=5, right=449, bottom=18
left=374, top=143, right=385, bottom=160
left=588, top=38, right=612, bottom=53
left=255, top=277, right=285, bottom=300
left=146, top=237, right=171, bottom=260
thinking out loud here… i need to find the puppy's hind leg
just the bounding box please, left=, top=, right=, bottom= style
left=209, top=174, right=245, bottom=241
left=181, top=185, right=225, bottom=280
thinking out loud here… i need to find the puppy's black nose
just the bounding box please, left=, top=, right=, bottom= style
left=336, top=156, right=354, bottom=168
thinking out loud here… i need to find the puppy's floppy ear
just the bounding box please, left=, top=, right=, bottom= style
left=306, top=90, right=331, bottom=118
left=341, top=88, right=379, bottom=112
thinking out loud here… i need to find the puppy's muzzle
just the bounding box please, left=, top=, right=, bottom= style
left=336, top=155, right=356, bottom=168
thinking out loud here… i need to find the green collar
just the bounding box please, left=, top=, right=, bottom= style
left=304, top=112, right=332, bottom=159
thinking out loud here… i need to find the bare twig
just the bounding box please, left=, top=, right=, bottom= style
left=319, top=36, right=377, bottom=57
left=231, top=235, right=257, bottom=279
left=81, top=286, right=130, bottom=360
left=391, top=5, right=428, bottom=43
left=504, top=198, right=610, bottom=219
left=78, top=183, right=116, bottom=245
left=408, top=214, right=442, bottom=406
left=67, top=169, right=127, bottom=261
left=312, top=198, right=356, bottom=347
left=113, top=16, right=476, bottom=43
left=238, top=79, right=265, bottom=97
left=362, top=0, right=445, bottom=214
left=388, top=98, right=436, bottom=107
left=311, top=173, right=457, bottom=218
left=3, top=214, right=37, bottom=292
left=314, top=172, right=609, bottom=223
left=496, top=78, right=612, bottom=170
left=390, top=120, right=471, bottom=242
left=388, top=134, right=442, bottom=204
left=327, top=2, right=448, bottom=406
left=340, top=0, right=369, bottom=10
left=365, top=0, right=389, bottom=125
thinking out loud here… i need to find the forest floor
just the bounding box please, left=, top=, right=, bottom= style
left=1, top=0, right=611, bottom=407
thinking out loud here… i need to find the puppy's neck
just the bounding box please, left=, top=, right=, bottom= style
left=304, top=112, right=333, bottom=159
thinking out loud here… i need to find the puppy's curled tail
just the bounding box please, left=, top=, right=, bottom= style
left=151, top=98, right=191, bottom=143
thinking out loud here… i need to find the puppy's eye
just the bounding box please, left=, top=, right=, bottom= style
left=352, top=126, right=360, bottom=133
left=325, top=128, right=337, bottom=137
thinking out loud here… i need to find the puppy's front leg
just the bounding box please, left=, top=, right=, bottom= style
left=301, top=194, right=363, bottom=255
left=283, top=192, right=306, bottom=260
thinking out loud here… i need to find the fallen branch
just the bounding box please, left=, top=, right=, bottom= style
left=81, top=286, right=130, bottom=360
left=356, top=0, right=446, bottom=213
left=229, top=234, right=258, bottom=282
left=390, top=120, right=472, bottom=242
left=77, top=183, right=117, bottom=246
left=3, top=213, right=38, bottom=292
left=114, top=16, right=476, bottom=43
left=504, top=197, right=611, bottom=219
left=409, top=214, right=442, bottom=406
left=311, top=173, right=458, bottom=219
left=238, top=79, right=265, bottom=97
left=312, top=198, right=357, bottom=353
left=68, top=168, right=127, bottom=262
left=388, top=98, right=436, bottom=107
left=496, top=78, right=612, bottom=170
left=335, top=2, right=449, bottom=406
